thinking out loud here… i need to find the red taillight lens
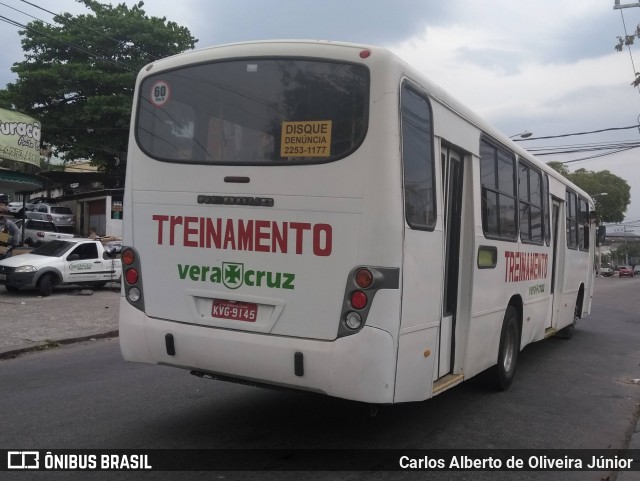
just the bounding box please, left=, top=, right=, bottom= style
left=355, top=268, right=373, bottom=289
left=37, top=231, right=44, bottom=238
left=350, top=291, right=368, bottom=310
left=122, top=249, right=135, bottom=265
left=46, top=215, right=53, bottom=221
left=125, top=268, right=139, bottom=285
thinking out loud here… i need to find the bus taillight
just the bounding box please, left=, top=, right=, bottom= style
left=125, top=268, right=139, bottom=285
left=355, top=268, right=373, bottom=288
left=122, top=249, right=135, bottom=265
left=350, top=291, right=368, bottom=310
left=121, top=246, right=145, bottom=309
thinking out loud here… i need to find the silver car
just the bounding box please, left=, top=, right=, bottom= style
left=26, top=203, right=75, bottom=233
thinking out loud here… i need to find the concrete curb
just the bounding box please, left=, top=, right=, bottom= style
left=0, top=330, right=119, bottom=360
left=617, top=409, right=640, bottom=481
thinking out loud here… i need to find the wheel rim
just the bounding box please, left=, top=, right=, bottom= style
left=502, top=323, right=516, bottom=372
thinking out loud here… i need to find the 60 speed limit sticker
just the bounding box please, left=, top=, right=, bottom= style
left=150, top=80, right=171, bottom=107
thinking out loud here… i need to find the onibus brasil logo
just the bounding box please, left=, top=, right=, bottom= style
left=177, top=261, right=295, bottom=290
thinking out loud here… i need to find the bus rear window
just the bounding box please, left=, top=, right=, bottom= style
left=136, top=59, right=369, bottom=164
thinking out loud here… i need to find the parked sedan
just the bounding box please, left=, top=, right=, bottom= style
left=618, top=266, right=634, bottom=278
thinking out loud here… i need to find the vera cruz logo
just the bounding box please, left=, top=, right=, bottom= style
left=178, top=261, right=295, bottom=290
left=222, top=262, right=243, bottom=289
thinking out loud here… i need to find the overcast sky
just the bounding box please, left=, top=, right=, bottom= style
left=1, top=0, right=640, bottom=223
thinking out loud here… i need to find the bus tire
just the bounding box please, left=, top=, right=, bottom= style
left=37, top=273, right=55, bottom=297
left=490, top=306, right=520, bottom=391
left=557, top=300, right=579, bottom=339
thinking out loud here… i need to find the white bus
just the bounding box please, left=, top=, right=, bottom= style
left=119, top=40, right=595, bottom=404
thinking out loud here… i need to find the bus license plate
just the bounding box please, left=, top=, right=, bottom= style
left=212, top=300, right=257, bottom=322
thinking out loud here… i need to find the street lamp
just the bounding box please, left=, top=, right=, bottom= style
left=592, top=193, right=608, bottom=276
left=509, top=131, right=533, bottom=139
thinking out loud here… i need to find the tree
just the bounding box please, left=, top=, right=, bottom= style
left=546, top=161, right=570, bottom=177
left=0, top=0, right=197, bottom=186
left=546, top=163, right=630, bottom=222
left=616, top=28, right=640, bottom=87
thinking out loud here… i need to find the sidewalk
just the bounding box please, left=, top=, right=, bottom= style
left=0, top=283, right=120, bottom=359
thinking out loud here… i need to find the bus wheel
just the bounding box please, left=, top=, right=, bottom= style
left=491, top=306, right=520, bottom=391
left=557, top=301, right=579, bottom=339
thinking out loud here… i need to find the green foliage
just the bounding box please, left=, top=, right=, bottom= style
left=546, top=161, right=570, bottom=177
left=547, top=163, right=630, bottom=223
left=609, top=241, right=640, bottom=266
left=569, top=169, right=630, bottom=223
left=615, top=25, right=640, bottom=87
left=0, top=0, right=197, bottom=186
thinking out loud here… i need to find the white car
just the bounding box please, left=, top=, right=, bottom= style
left=0, top=238, right=122, bottom=296
left=600, top=264, right=613, bottom=277
left=14, top=219, right=74, bottom=246
left=8, top=201, right=35, bottom=217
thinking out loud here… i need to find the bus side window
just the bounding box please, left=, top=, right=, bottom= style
left=400, top=83, right=436, bottom=230
left=479, top=139, right=517, bottom=241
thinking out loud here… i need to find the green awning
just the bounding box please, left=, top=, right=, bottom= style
left=0, top=170, right=44, bottom=193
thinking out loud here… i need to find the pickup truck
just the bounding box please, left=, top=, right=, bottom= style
left=0, top=238, right=122, bottom=296
left=15, top=219, right=74, bottom=246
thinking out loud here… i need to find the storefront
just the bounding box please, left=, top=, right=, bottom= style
left=0, top=108, right=44, bottom=201
left=58, top=189, right=124, bottom=238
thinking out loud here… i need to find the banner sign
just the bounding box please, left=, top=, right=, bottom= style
left=1, top=449, right=638, bottom=472
left=0, top=107, right=42, bottom=167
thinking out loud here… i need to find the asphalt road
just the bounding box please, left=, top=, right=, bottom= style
left=0, top=277, right=639, bottom=481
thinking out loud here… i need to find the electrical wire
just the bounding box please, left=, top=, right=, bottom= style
left=0, top=14, right=134, bottom=72
left=556, top=145, right=639, bottom=164
left=514, top=124, right=640, bottom=141
left=0, top=0, right=46, bottom=23
left=528, top=141, right=640, bottom=155
left=619, top=7, right=640, bottom=96
left=18, top=0, right=160, bottom=62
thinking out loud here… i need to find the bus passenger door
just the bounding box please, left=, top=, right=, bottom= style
left=549, top=199, right=565, bottom=329
left=438, top=147, right=464, bottom=378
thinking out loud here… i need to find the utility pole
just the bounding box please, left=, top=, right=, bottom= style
left=593, top=193, right=608, bottom=276
left=624, top=225, right=629, bottom=265
left=614, top=0, right=640, bottom=9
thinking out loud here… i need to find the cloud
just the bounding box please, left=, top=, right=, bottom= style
left=186, top=0, right=448, bottom=47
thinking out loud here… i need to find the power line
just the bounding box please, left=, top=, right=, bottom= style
left=0, top=0, right=47, bottom=23
left=619, top=7, right=640, bottom=97
left=528, top=141, right=640, bottom=155
left=0, top=14, right=134, bottom=72
left=515, top=124, right=640, bottom=141
left=18, top=0, right=160, bottom=61
left=556, top=145, right=639, bottom=164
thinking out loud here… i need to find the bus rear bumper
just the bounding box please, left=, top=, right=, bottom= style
left=119, top=299, right=396, bottom=403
